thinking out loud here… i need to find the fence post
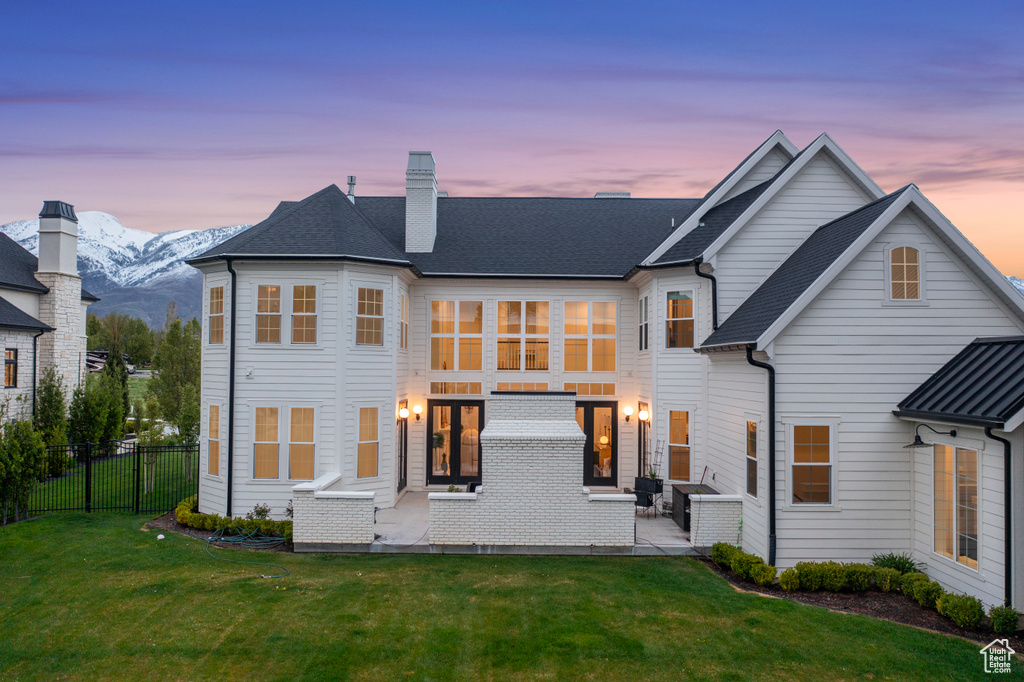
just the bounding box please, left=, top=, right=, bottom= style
left=84, top=442, right=92, bottom=513
left=134, top=442, right=142, bottom=514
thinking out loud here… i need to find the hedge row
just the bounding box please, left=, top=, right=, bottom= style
left=174, top=496, right=293, bottom=543
left=711, top=543, right=777, bottom=587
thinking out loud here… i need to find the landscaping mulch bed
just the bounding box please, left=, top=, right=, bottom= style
left=144, top=510, right=293, bottom=553
left=700, top=557, right=1024, bottom=652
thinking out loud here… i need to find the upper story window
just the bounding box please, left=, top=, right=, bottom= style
left=256, top=285, right=281, bottom=344
left=666, top=292, right=694, bottom=348
left=934, top=444, right=978, bottom=569
left=638, top=296, right=649, bottom=351
left=4, top=349, right=16, bottom=388
left=498, top=301, right=549, bottom=371
left=356, top=288, right=384, bottom=346
left=291, top=286, right=317, bottom=344
left=399, top=294, right=409, bottom=350
left=890, top=246, right=920, bottom=300
left=792, top=425, right=831, bottom=504
left=431, top=300, right=482, bottom=370
left=209, top=287, right=224, bottom=344
left=564, top=301, right=616, bottom=372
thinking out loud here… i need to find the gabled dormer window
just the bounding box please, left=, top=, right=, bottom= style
left=890, top=246, right=920, bottom=300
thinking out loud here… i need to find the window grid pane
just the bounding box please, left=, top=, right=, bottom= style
left=564, top=339, right=588, bottom=372
left=891, top=247, right=921, bottom=300
left=358, top=407, right=379, bottom=478
left=256, top=285, right=281, bottom=344
left=666, top=292, right=694, bottom=348
left=792, top=424, right=830, bottom=504
left=209, top=287, right=225, bottom=344
left=934, top=444, right=955, bottom=560
left=253, top=406, right=279, bottom=479
left=668, top=410, right=690, bottom=481
left=356, top=288, right=384, bottom=345
left=497, top=338, right=520, bottom=370
left=4, top=349, right=16, bottom=388
left=208, top=404, right=220, bottom=476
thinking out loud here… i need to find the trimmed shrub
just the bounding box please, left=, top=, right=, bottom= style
left=712, top=543, right=739, bottom=566
left=913, top=579, right=944, bottom=610
left=900, top=571, right=928, bottom=596
left=872, top=552, right=918, bottom=575
left=174, top=496, right=292, bottom=543
left=750, top=563, right=777, bottom=587
left=779, top=567, right=800, bottom=591
left=821, top=562, right=847, bottom=592
left=795, top=562, right=823, bottom=591
left=844, top=564, right=875, bottom=592
left=875, top=567, right=902, bottom=592
left=990, top=606, right=1021, bottom=635
left=731, top=552, right=766, bottom=581
left=936, top=593, right=985, bottom=629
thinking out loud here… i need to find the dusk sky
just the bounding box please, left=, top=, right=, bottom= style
left=2, top=1, right=1023, bottom=274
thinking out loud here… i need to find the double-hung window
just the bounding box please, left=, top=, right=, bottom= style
left=399, top=294, right=409, bottom=350
left=934, top=444, right=978, bottom=569
left=792, top=425, right=831, bottom=504
left=498, top=301, right=548, bottom=371
left=289, top=407, right=315, bottom=479
left=4, top=349, right=16, bottom=388
left=746, top=421, right=757, bottom=497
left=638, top=296, right=649, bottom=351
left=669, top=410, right=690, bottom=481
left=356, top=288, right=384, bottom=346
left=256, top=285, right=281, bottom=343
left=253, top=407, right=279, bottom=479
left=563, top=302, right=616, bottom=372
left=209, top=287, right=224, bottom=344
left=208, top=405, right=220, bottom=475
left=291, top=286, right=317, bottom=344
left=431, top=300, right=482, bottom=370
left=357, top=407, right=379, bottom=478
left=666, top=292, right=694, bottom=348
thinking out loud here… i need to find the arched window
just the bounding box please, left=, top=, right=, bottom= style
left=890, top=246, right=920, bottom=300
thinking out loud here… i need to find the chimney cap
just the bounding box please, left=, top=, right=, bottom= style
left=39, top=201, right=78, bottom=222
left=407, top=151, right=436, bottom=172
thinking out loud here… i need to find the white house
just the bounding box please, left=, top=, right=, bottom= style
left=1, top=201, right=96, bottom=420
left=189, top=132, right=1024, bottom=608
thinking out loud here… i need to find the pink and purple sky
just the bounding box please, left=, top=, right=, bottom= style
left=2, top=1, right=1023, bottom=274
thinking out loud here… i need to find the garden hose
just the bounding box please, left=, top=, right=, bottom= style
left=204, top=527, right=290, bottom=579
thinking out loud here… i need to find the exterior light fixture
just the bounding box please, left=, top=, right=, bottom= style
left=412, top=404, right=423, bottom=421
left=638, top=409, right=650, bottom=422
left=623, top=406, right=634, bottom=422
left=904, top=423, right=957, bottom=448
left=599, top=435, right=609, bottom=445
left=398, top=407, right=410, bottom=420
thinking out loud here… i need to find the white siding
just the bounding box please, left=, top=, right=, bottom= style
left=770, top=207, right=1024, bottom=569
left=714, top=151, right=873, bottom=322
left=198, top=267, right=230, bottom=514
left=719, top=147, right=790, bottom=203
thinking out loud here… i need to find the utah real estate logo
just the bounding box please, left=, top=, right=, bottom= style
left=980, top=639, right=1014, bottom=674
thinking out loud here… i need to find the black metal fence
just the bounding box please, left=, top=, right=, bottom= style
left=28, top=440, right=199, bottom=515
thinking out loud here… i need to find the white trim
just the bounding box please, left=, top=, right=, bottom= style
left=642, top=131, right=799, bottom=265
left=781, top=416, right=841, bottom=509
left=1002, top=410, right=1024, bottom=434
left=882, top=241, right=929, bottom=305
left=929, top=439, right=982, bottom=573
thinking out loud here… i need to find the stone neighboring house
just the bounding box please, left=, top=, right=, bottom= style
left=189, top=131, right=1024, bottom=609
left=1, top=201, right=98, bottom=420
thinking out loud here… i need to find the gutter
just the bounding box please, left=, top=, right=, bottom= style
left=985, top=427, right=1013, bottom=606
left=31, top=329, right=45, bottom=418
left=746, top=345, right=777, bottom=566
left=226, top=257, right=237, bottom=518
left=693, top=258, right=718, bottom=330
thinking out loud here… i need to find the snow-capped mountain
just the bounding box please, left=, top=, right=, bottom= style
left=1, top=212, right=249, bottom=327
left=1010, top=276, right=1024, bottom=297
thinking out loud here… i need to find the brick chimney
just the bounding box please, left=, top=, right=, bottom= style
left=405, top=151, right=437, bottom=252
left=36, top=200, right=85, bottom=390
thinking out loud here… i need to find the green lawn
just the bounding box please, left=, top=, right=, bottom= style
left=0, top=514, right=1008, bottom=680
left=128, top=374, right=150, bottom=405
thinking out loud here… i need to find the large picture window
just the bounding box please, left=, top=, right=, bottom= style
left=253, top=407, right=279, bottom=479
left=209, top=286, right=224, bottom=344
left=431, top=300, right=482, bottom=370
left=356, top=288, right=384, bottom=346
left=357, top=407, right=379, bottom=478
left=934, top=444, right=978, bottom=569
left=669, top=410, right=690, bottom=481
left=291, top=285, right=317, bottom=344
left=666, top=291, right=694, bottom=348
left=563, top=301, right=616, bottom=372
left=256, top=285, right=281, bottom=344
left=890, top=246, right=920, bottom=300
left=498, top=301, right=548, bottom=371
left=792, top=425, right=831, bottom=504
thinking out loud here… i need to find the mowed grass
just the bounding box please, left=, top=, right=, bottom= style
left=127, top=374, right=150, bottom=404
left=0, top=514, right=1008, bottom=681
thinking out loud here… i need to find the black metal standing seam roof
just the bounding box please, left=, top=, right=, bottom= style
left=0, top=295, right=52, bottom=332
left=700, top=187, right=909, bottom=349
left=895, top=337, right=1024, bottom=428
left=0, top=233, right=49, bottom=294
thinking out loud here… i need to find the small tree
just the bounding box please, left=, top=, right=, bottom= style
left=0, top=419, right=46, bottom=524
left=34, top=367, right=68, bottom=476
left=98, top=373, right=125, bottom=443
left=149, top=316, right=201, bottom=435
left=68, top=377, right=108, bottom=445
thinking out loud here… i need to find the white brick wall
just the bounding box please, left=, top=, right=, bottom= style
left=689, top=494, right=743, bottom=548
left=0, top=330, right=37, bottom=421
left=35, top=272, right=85, bottom=393
left=292, top=473, right=375, bottom=545
left=429, top=393, right=636, bottom=546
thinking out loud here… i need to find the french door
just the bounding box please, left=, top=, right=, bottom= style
left=426, top=400, right=484, bottom=486
left=576, top=401, right=618, bottom=487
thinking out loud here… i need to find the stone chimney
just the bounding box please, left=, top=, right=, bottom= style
left=405, top=151, right=437, bottom=252
left=36, top=200, right=85, bottom=391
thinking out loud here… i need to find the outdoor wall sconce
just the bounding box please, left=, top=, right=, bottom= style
left=412, top=404, right=423, bottom=421
left=903, top=423, right=957, bottom=448
left=398, top=407, right=410, bottom=420
left=599, top=435, right=609, bottom=445
left=623, top=405, right=634, bottom=422
left=638, top=409, right=650, bottom=422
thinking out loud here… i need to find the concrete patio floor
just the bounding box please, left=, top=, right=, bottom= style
left=365, top=491, right=697, bottom=555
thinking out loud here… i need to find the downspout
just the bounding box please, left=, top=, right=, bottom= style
left=986, top=426, right=1013, bottom=606
left=746, top=345, right=777, bottom=566
left=694, top=259, right=718, bottom=330
left=31, top=330, right=45, bottom=419
left=226, top=258, right=237, bottom=518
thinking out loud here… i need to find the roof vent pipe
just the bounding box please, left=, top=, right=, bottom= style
left=347, top=176, right=356, bottom=204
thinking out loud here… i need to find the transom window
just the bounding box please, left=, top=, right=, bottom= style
left=746, top=421, right=757, bottom=497
left=934, top=444, right=978, bottom=569
left=430, top=382, right=483, bottom=395
left=256, top=285, right=281, bottom=344
left=253, top=407, right=279, bottom=479
left=208, top=405, right=220, bottom=476
left=4, top=349, right=16, bottom=388
left=666, top=292, right=694, bottom=348
left=291, top=286, right=317, bottom=344
left=356, top=288, right=384, bottom=346
left=497, top=382, right=549, bottom=391
left=564, top=301, right=616, bottom=372
left=792, top=425, right=831, bottom=504
left=209, top=287, right=224, bottom=344
left=564, top=382, right=616, bottom=396
left=890, top=246, right=920, bottom=300
left=668, top=410, right=690, bottom=481
left=289, top=407, right=315, bottom=480
left=431, top=300, right=482, bottom=370
left=498, top=301, right=549, bottom=371
left=638, top=295, right=649, bottom=351
left=357, top=407, right=379, bottom=478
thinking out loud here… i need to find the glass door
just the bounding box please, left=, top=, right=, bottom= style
left=576, top=401, right=618, bottom=487
left=397, top=400, right=408, bottom=492
left=427, top=399, right=484, bottom=486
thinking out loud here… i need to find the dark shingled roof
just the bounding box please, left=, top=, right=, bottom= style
left=701, top=187, right=909, bottom=349
left=0, top=294, right=52, bottom=332
left=0, top=232, right=49, bottom=294
left=269, top=201, right=299, bottom=219
left=194, top=185, right=410, bottom=264
left=895, top=336, right=1024, bottom=428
